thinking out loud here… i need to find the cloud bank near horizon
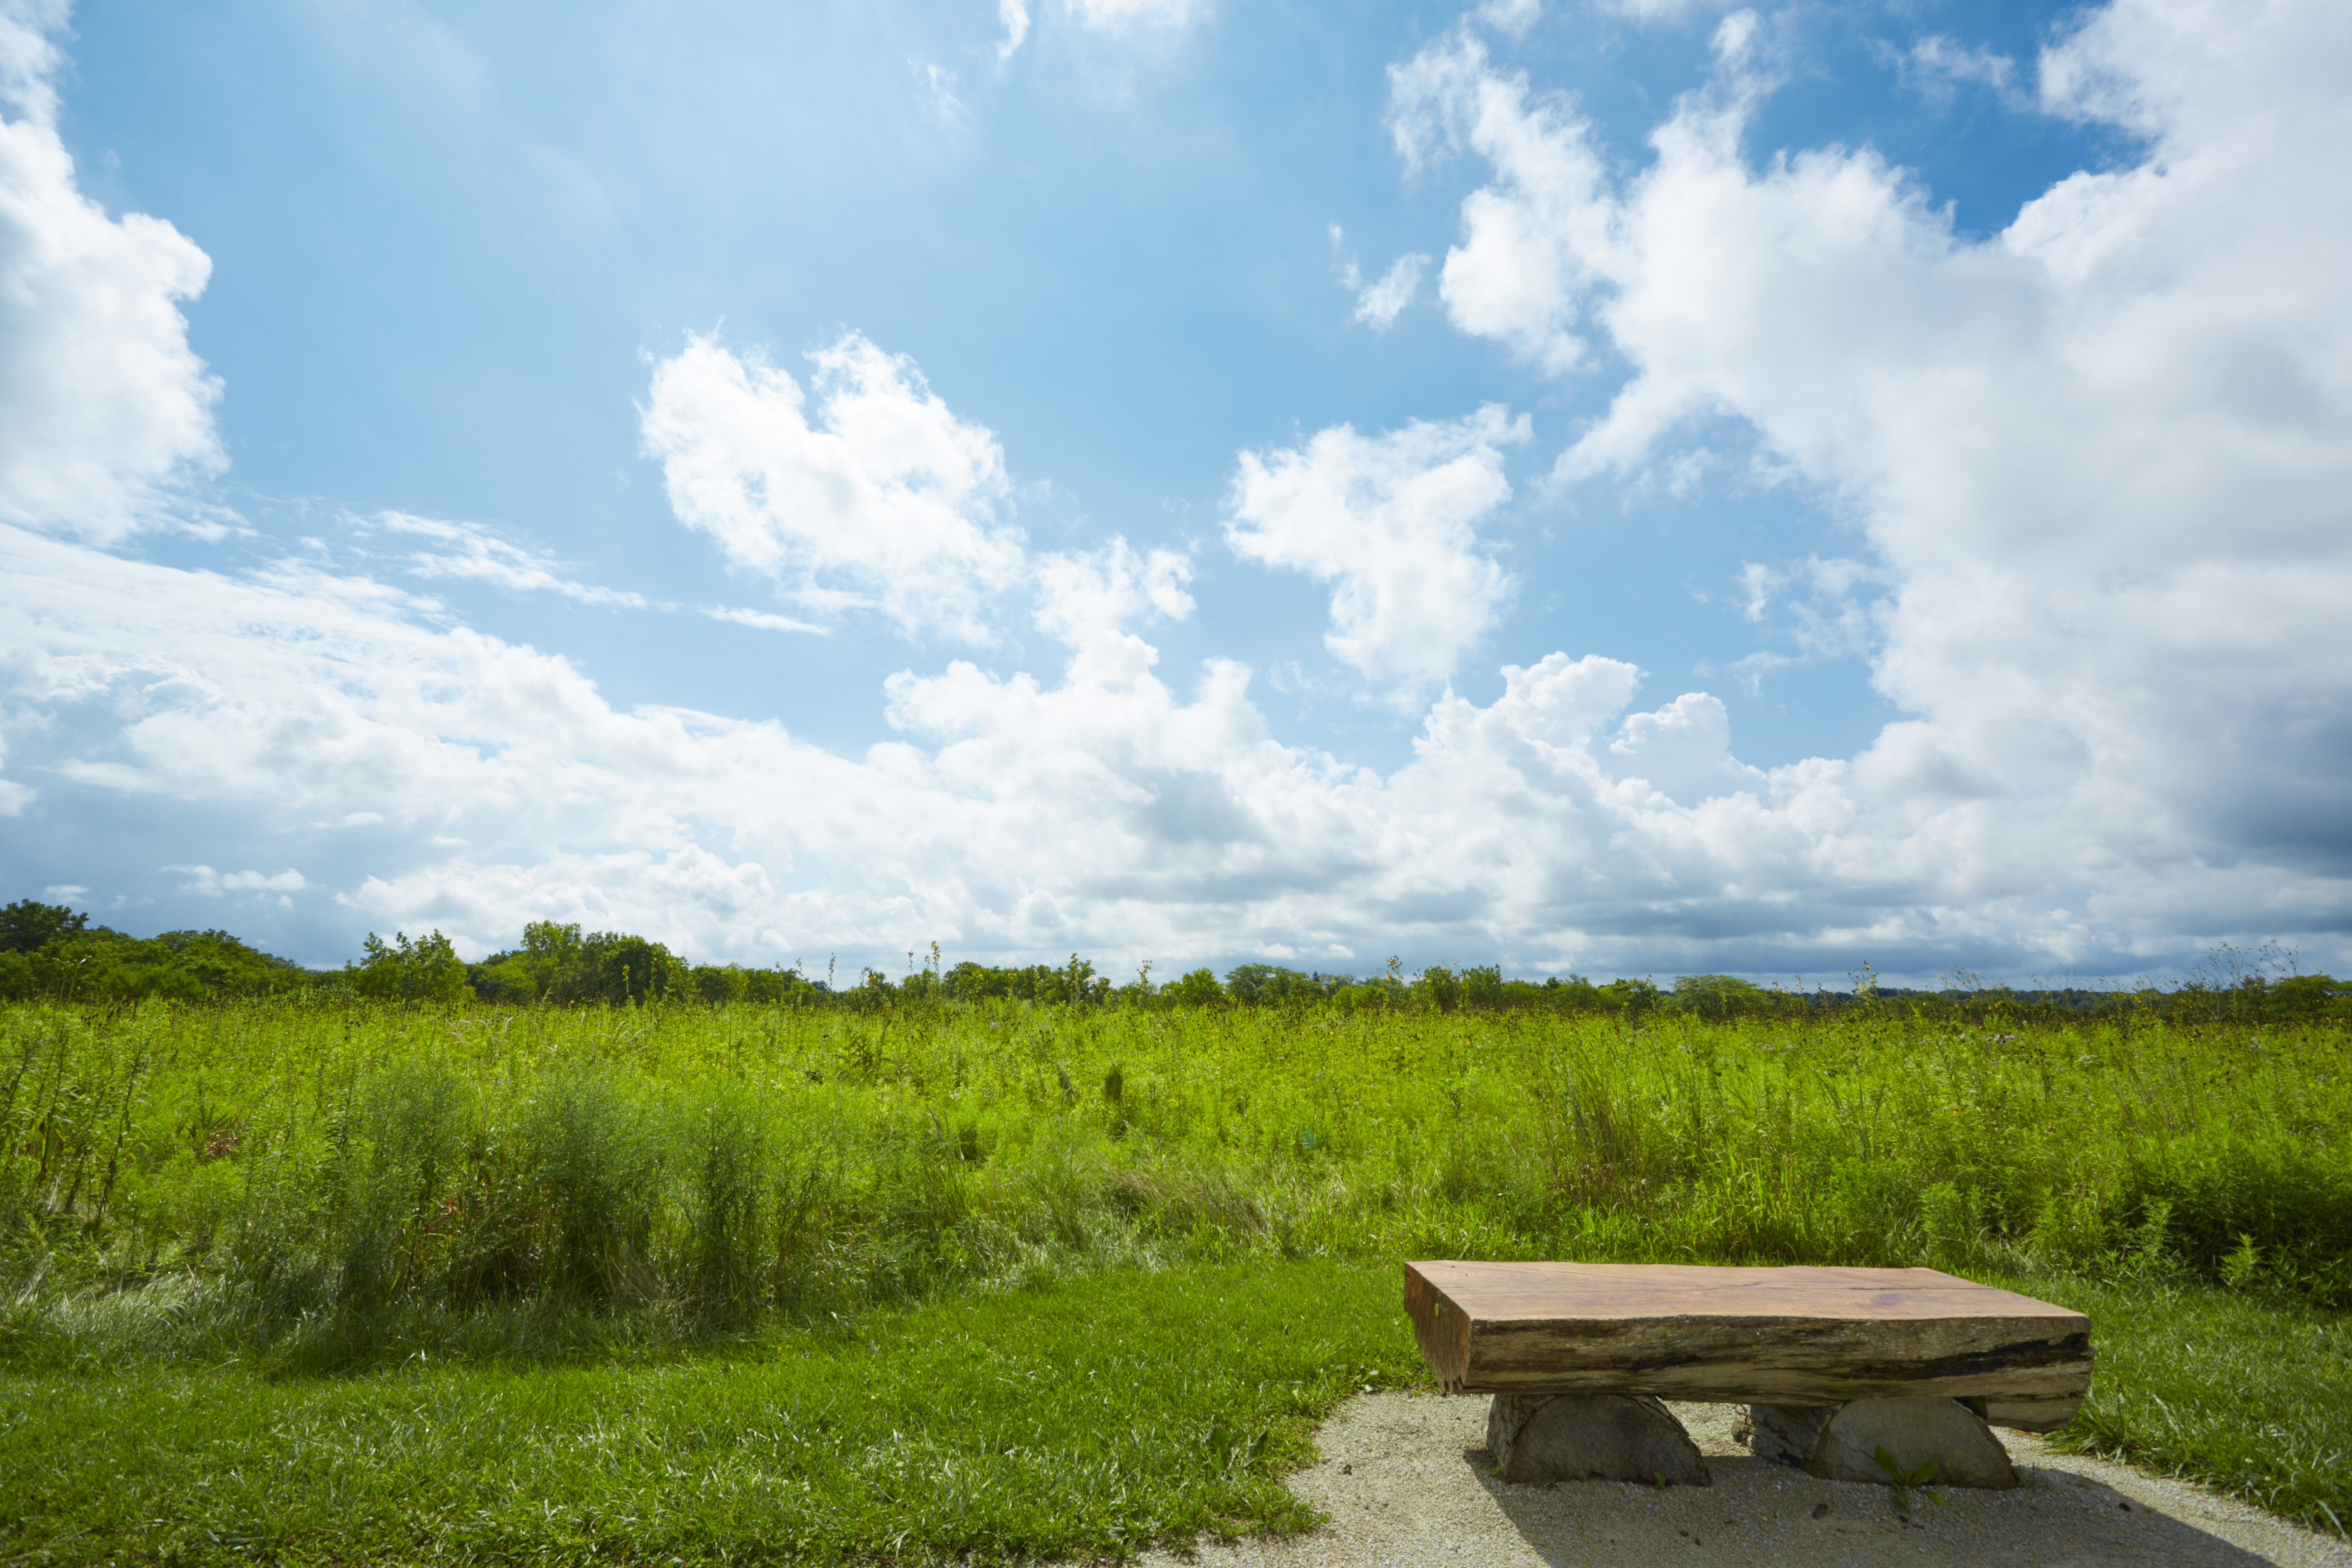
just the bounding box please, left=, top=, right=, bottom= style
left=0, top=0, right=2346, bottom=982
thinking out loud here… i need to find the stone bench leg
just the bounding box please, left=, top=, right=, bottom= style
left=1487, top=1393, right=1712, bottom=1486
left=1741, top=1397, right=2017, bottom=1490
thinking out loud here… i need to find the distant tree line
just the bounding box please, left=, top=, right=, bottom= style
left=2, top=898, right=2342, bottom=1021
left=0, top=900, right=313, bottom=1001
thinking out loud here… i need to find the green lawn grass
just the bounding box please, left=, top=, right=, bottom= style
left=6, top=1261, right=2347, bottom=1564
left=2029, top=1275, right=2352, bottom=1535
left=0, top=1261, right=1425, bottom=1567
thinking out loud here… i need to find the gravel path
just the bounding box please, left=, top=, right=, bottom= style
left=1143, top=1394, right=2352, bottom=1568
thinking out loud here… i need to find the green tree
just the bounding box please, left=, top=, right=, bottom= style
left=1223, top=964, right=1325, bottom=1006
left=0, top=900, right=88, bottom=952
left=522, top=920, right=587, bottom=999
left=563, top=932, right=685, bottom=1004
left=1461, top=964, right=1508, bottom=1009
left=1600, top=978, right=1662, bottom=1022
left=693, top=964, right=751, bottom=1004
left=354, top=930, right=470, bottom=1003
left=1165, top=968, right=1223, bottom=1007
left=1414, top=964, right=1463, bottom=1013
left=1673, top=973, right=1770, bottom=1021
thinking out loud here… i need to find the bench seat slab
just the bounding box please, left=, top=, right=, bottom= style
left=1405, top=1261, right=2091, bottom=1432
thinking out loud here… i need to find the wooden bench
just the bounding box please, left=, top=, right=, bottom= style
left=1404, top=1261, right=2092, bottom=1490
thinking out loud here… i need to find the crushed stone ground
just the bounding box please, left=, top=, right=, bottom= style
left=1142, top=1394, right=2352, bottom=1568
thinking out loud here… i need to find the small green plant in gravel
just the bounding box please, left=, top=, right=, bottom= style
left=1873, top=1447, right=1946, bottom=1515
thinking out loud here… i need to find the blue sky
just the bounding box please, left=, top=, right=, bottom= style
left=2, top=0, right=2346, bottom=983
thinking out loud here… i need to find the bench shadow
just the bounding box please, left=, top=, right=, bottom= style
left=1458, top=1444, right=2286, bottom=1566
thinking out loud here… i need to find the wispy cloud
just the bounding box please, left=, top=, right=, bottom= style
left=1070, top=0, right=1201, bottom=29
left=166, top=864, right=308, bottom=897
left=1891, top=34, right=2020, bottom=104
left=380, top=512, right=652, bottom=608
left=914, top=60, right=964, bottom=124
left=1353, top=253, right=1428, bottom=330
left=996, top=0, right=1031, bottom=61
left=1330, top=226, right=1430, bottom=332
left=1477, top=0, right=1540, bottom=38
left=700, top=604, right=829, bottom=635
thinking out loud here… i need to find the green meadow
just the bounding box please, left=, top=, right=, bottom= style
left=3, top=982, right=2349, bottom=1561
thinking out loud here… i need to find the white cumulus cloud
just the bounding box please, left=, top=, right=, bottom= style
left=1387, top=33, right=1613, bottom=374
left=6, top=496, right=2345, bottom=976
left=1392, top=0, right=2352, bottom=919
left=0, top=2, right=220, bottom=543
left=1034, top=537, right=1193, bottom=651
left=641, top=332, right=1027, bottom=641
left=1226, top=406, right=1528, bottom=694
left=1604, top=692, right=1765, bottom=807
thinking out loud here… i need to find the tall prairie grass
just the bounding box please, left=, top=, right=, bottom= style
left=2, top=997, right=2346, bottom=1365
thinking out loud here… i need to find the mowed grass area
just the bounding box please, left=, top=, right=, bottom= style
left=1, top=1262, right=1425, bottom=1566
left=3, top=997, right=2350, bottom=1560
left=2033, top=1274, right=2352, bottom=1534
left=7, top=1266, right=2347, bottom=1565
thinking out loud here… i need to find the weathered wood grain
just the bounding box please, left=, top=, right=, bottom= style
left=1405, top=1261, right=2091, bottom=1432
